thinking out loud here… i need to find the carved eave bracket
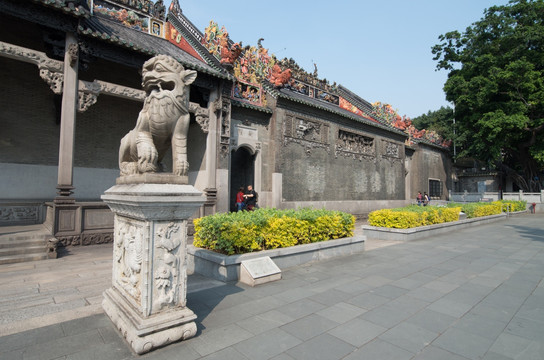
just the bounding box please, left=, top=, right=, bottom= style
left=77, top=79, right=147, bottom=112
left=0, top=41, right=65, bottom=94
left=189, top=102, right=210, bottom=133
left=0, top=40, right=213, bottom=126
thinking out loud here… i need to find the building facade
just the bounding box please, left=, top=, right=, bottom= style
left=0, top=0, right=451, bottom=245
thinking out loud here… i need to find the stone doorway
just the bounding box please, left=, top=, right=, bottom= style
left=230, top=147, right=255, bottom=212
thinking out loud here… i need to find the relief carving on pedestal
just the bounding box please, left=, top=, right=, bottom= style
left=335, top=129, right=376, bottom=161
left=154, top=222, right=181, bottom=311
left=115, top=221, right=144, bottom=301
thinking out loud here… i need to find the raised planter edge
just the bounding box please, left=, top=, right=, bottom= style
left=362, top=210, right=527, bottom=241
left=187, top=235, right=366, bottom=282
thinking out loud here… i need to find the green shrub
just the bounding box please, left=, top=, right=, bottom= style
left=496, top=200, right=526, bottom=212
left=193, top=208, right=355, bottom=255
left=447, top=202, right=502, bottom=218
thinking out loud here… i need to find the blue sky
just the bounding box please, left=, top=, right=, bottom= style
left=164, top=0, right=511, bottom=118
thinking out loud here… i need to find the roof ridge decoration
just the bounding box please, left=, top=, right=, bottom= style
left=167, top=0, right=203, bottom=43
left=201, top=22, right=290, bottom=107
left=371, top=102, right=451, bottom=148
left=90, top=0, right=165, bottom=20
left=33, top=0, right=91, bottom=17
left=90, top=0, right=166, bottom=37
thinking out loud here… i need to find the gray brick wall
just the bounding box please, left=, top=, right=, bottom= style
left=0, top=58, right=60, bottom=165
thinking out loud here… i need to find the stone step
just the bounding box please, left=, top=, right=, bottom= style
left=0, top=253, right=48, bottom=265
left=0, top=237, right=45, bottom=249
left=0, top=244, right=45, bottom=256
left=0, top=225, right=51, bottom=263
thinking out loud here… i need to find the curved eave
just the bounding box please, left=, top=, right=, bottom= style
left=33, top=0, right=90, bottom=18
left=77, top=25, right=231, bottom=80
left=413, top=138, right=450, bottom=151
left=278, top=90, right=407, bottom=138
left=231, top=99, right=273, bottom=114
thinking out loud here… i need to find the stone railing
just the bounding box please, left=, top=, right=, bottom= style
left=449, top=190, right=544, bottom=203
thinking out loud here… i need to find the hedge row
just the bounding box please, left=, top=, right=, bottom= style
left=448, top=200, right=526, bottom=218
left=193, top=208, right=355, bottom=255
left=368, top=206, right=461, bottom=229
left=368, top=200, right=526, bottom=229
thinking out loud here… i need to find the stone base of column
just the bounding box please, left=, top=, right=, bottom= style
left=103, top=288, right=197, bottom=354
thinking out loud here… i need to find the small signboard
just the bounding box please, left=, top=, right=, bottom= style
left=240, top=256, right=281, bottom=287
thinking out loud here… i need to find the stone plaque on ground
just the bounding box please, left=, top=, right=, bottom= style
left=240, top=256, right=281, bottom=286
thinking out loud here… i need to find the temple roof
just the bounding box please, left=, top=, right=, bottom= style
left=32, top=0, right=90, bottom=18
left=231, top=99, right=273, bottom=114
left=277, top=87, right=407, bottom=137
left=337, top=85, right=377, bottom=120
left=79, top=15, right=230, bottom=79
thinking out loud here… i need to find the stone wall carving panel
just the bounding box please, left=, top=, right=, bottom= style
left=381, top=140, right=403, bottom=163
left=283, top=113, right=330, bottom=155
left=0, top=205, right=40, bottom=224
left=335, top=129, right=376, bottom=161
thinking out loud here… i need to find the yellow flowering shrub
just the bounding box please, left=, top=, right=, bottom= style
left=368, top=206, right=461, bottom=229
left=193, top=208, right=355, bottom=255
left=368, top=209, right=422, bottom=229
left=473, top=203, right=502, bottom=217
left=263, top=217, right=305, bottom=249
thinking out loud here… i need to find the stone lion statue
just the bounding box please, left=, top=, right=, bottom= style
left=119, top=55, right=197, bottom=177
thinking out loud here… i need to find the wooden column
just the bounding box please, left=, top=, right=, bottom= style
left=55, top=33, right=79, bottom=204
left=202, top=88, right=219, bottom=215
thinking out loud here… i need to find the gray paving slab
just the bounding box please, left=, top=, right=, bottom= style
left=1, top=214, right=544, bottom=360
left=285, top=333, right=355, bottom=360
left=327, top=318, right=387, bottom=347
left=233, top=327, right=302, bottom=360
left=432, top=327, right=496, bottom=360
left=378, top=322, right=439, bottom=354
left=343, top=338, right=414, bottom=360
left=280, top=313, right=340, bottom=341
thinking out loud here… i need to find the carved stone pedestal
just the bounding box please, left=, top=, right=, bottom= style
left=101, top=183, right=205, bottom=354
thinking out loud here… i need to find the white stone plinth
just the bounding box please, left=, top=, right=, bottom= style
left=101, top=183, right=205, bottom=354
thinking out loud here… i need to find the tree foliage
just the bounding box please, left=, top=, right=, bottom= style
left=412, top=106, right=455, bottom=149
left=432, top=0, right=544, bottom=191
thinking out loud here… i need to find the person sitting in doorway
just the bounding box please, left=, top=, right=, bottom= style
left=235, top=186, right=245, bottom=211
left=243, top=185, right=258, bottom=211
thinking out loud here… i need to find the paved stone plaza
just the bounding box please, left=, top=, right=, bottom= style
left=1, top=214, right=543, bottom=359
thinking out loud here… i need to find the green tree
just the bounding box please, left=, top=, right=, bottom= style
left=412, top=106, right=455, bottom=145
left=432, top=0, right=544, bottom=191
